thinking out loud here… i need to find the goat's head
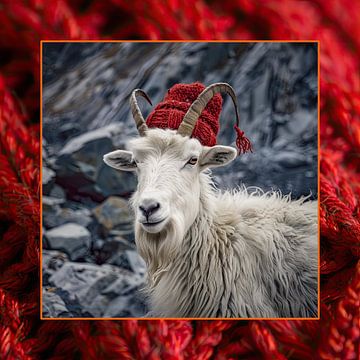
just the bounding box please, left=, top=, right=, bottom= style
left=103, top=83, right=249, bottom=269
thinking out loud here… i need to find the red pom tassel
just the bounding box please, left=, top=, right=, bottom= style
left=234, top=125, right=252, bottom=154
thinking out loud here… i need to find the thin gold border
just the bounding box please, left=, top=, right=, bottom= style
left=40, top=39, right=321, bottom=321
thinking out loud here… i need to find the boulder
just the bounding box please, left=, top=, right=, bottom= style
left=42, top=288, right=71, bottom=318
left=55, top=124, right=136, bottom=201
left=42, top=250, right=69, bottom=284
left=49, top=184, right=66, bottom=199
left=94, top=236, right=134, bottom=265
left=103, top=291, right=147, bottom=318
left=92, top=196, right=133, bottom=233
left=43, top=196, right=92, bottom=229
left=45, top=223, right=91, bottom=260
left=48, top=261, right=146, bottom=317
left=43, top=166, right=56, bottom=195
left=105, top=250, right=146, bottom=276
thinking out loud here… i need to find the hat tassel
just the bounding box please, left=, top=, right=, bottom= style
left=234, top=125, right=252, bottom=154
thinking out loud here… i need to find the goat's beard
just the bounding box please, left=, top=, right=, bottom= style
left=135, top=215, right=185, bottom=287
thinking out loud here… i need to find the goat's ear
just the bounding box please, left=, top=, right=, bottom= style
left=199, top=145, right=237, bottom=170
left=103, top=150, right=137, bottom=171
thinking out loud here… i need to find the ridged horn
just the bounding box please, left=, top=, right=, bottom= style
left=130, top=89, right=152, bottom=136
left=177, top=83, right=240, bottom=137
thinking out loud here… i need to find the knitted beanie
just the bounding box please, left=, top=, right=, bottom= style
left=146, top=82, right=222, bottom=147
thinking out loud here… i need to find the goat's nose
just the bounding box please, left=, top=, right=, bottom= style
left=139, top=200, right=161, bottom=218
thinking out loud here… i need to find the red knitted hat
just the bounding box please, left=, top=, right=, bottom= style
left=146, top=82, right=221, bottom=146
left=146, top=82, right=252, bottom=154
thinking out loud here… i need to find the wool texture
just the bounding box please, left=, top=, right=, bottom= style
left=146, top=82, right=223, bottom=147
left=125, top=132, right=318, bottom=318
left=0, top=0, right=359, bottom=359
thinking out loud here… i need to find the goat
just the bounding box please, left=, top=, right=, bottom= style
left=103, top=83, right=318, bottom=318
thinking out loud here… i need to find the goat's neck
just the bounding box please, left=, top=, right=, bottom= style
left=149, top=175, right=235, bottom=317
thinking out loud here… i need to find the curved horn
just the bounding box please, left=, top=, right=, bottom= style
left=130, top=89, right=152, bottom=136
left=177, top=83, right=240, bottom=137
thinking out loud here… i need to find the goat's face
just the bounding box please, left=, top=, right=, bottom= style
left=104, top=129, right=236, bottom=236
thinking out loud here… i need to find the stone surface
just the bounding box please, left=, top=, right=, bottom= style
left=43, top=205, right=92, bottom=229
left=42, top=250, right=68, bottom=283
left=49, top=184, right=66, bottom=199
left=43, top=166, right=56, bottom=195
left=42, top=288, right=71, bottom=318
left=92, top=196, right=133, bottom=233
left=94, top=236, right=135, bottom=265
left=48, top=261, right=147, bottom=317
left=45, top=223, right=91, bottom=260
left=54, top=124, right=135, bottom=201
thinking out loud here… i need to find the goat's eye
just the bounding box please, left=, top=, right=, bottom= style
left=187, top=157, right=198, bottom=166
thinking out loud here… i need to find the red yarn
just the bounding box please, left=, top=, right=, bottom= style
left=0, top=0, right=359, bottom=359
left=234, top=125, right=253, bottom=154
left=146, top=82, right=222, bottom=147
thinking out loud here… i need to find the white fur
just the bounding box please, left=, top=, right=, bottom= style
left=104, top=129, right=318, bottom=318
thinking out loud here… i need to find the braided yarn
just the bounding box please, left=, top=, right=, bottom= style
left=0, top=0, right=359, bottom=359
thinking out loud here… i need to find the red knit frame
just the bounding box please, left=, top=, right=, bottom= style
left=0, top=1, right=359, bottom=359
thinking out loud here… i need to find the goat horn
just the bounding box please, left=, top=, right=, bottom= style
left=177, top=83, right=240, bottom=137
left=130, top=89, right=152, bottom=136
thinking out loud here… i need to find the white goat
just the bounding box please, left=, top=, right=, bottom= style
left=103, top=83, right=318, bottom=318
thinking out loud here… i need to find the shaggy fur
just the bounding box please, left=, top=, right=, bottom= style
left=104, top=129, right=318, bottom=318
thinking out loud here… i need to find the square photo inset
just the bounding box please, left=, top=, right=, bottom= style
left=41, top=41, right=319, bottom=319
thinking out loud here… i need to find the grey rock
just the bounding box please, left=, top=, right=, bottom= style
left=55, top=124, right=135, bottom=201
left=48, top=261, right=145, bottom=317
left=42, top=196, right=64, bottom=229
left=102, top=273, right=144, bottom=298
left=49, top=262, right=118, bottom=301
left=42, top=250, right=68, bottom=285
left=102, top=296, right=130, bottom=317
left=43, top=201, right=92, bottom=229
left=42, top=250, right=68, bottom=272
left=46, top=223, right=91, bottom=260
left=42, top=288, right=70, bottom=317
left=43, top=167, right=56, bottom=195
left=57, top=207, right=92, bottom=228
left=50, top=184, right=66, bottom=199
left=86, top=294, right=110, bottom=318
left=103, top=291, right=147, bottom=318
left=106, top=249, right=146, bottom=275
left=94, top=237, right=134, bottom=264
left=43, top=196, right=65, bottom=211
left=92, top=196, right=133, bottom=234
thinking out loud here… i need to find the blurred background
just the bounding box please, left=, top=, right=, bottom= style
left=42, top=42, right=318, bottom=318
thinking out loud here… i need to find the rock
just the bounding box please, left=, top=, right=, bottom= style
left=109, top=229, right=135, bottom=243
left=92, top=196, right=133, bottom=234
left=103, top=291, right=147, bottom=318
left=49, top=184, right=66, bottom=199
left=94, top=237, right=134, bottom=264
left=58, top=207, right=92, bottom=228
left=43, top=204, right=92, bottom=229
left=42, top=250, right=68, bottom=283
left=43, top=196, right=65, bottom=212
left=42, top=196, right=64, bottom=229
left=102, top=296, right=130, bottom=317
left=101, top=273, right=144, bottom=298
left=48, top=261, right=146, bottom=317
left=42, top=288, right=71, bottom=318
left=45, top=223, right=91, bottom=260
left=105, top=249, right=146, bottom=276
left=49, top=262, right=119, bottom=301
left=43, top=167, right=56, bottom=195
left=55, top=124, right=136, bottom=201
